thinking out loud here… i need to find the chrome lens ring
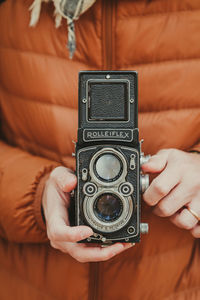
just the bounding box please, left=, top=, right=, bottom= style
left=83, top=182, right=98, bottom=196
left=83, top=190, right=133, bottom=233
left=94, top=153, right=122, bottom=182
left=119, top=182, right=134, bottom=196
left=89, top=148, right=127, bottom=186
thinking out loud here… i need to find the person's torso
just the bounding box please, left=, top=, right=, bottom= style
left=0, top=0, right=200, bottom=299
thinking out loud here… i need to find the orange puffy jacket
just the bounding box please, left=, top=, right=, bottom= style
left=0, top=0, right=200, bottom=299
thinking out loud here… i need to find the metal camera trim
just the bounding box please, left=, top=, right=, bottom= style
left=89, top=147, right=127, bottom=186
left=83, top=190, right=133, bottom=233
left=119, top=182, right=134, bottom=196
left=83, top=182, right=98, bottom=196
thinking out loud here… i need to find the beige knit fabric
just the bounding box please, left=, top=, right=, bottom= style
left=29, top=0, right=96, bottom=58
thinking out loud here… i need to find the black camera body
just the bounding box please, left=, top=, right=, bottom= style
left=75, top=71, right=149, bottom=244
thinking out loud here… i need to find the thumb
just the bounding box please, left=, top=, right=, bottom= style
left=142, top=151, right=169, bottom=174
left=50, top=166, right=77, bottom=193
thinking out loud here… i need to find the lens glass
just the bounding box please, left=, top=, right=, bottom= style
left=95, top=154, right=122, bottom=181
left=94, top=193, right=123, bottom=222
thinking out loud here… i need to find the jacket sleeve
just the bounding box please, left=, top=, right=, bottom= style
left=0, top=140, right=60, bottom=243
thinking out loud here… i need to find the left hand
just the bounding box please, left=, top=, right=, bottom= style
left=142, top=149, right=200, bottom=238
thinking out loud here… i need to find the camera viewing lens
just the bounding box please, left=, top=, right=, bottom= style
left=95, top=154, right=122, bottom=181
left=94, top=193, right=123, bottom=222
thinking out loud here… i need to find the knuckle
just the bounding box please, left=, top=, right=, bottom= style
left=179, top=219, right=194, bottom=230
left=153, top=181, right=168, bottom=197
left=184, top=222, right=195, bottom=230
left=191, top=230, right=200, bottom=238
left=65, top=232, right=77, bottom=243
left=142, top=192, right=150, bottom=204
left=143, top=191, right=155, bottom=206
left=157, top=203, right=172, bottom=216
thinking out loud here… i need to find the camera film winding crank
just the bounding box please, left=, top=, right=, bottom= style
left=74, top=71, right=150, bottom=244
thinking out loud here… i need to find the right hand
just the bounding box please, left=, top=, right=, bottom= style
left=42, top=166, right=133, bottom=263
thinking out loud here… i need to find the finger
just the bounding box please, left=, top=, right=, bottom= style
left=142, top=150, right=169, bottom=174
left=65, top=242, right=133, bottom=263
left=43, top=180, right=69, bottom=221
left=170, top=208, right=198, bottom=230
left=153, top=184, right=189, bottom=217
left=190, top=225, right=200, bottom=238
left=45, top=183, right=93, bottom=242
left=50, top=166, right=77, bottom=192
left=143, top=164, right=180, bottom=206
left=48, top=223, right=93, bottom=243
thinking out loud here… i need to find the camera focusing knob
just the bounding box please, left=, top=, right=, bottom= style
left=140, top=174, right=149, bottom=193
left=140, top=223, right=149, bottom=234
left=140, top=154, right=151, bottom=165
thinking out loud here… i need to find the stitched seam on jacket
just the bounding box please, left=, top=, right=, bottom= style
left=1, top=44, right=200, bottom=68
left=0, top=83, right=77, bottom=109
left=110, top=240, right=194, bottom=264
left=1, top=83, right=200, bottom=113
left=137, top=242, right=194, bottom=261
left=0, top=44, right=97, bottom=68
left=1, top=118, right=75, bottom=160
left=1, top=129, right=69, bottom=161
left=118, top=57, right=200, bottom=68
left=0, top=261, right=61, bottom=300
left=118, top=7, right=200, bottom=19
left=0, top=125, right=73, bottom=163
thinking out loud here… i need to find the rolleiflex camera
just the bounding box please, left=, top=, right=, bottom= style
left=75, top=71, right=149, bottom=244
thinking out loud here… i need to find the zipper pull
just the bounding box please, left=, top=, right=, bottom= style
left=66, top=17, right=76, bottom=59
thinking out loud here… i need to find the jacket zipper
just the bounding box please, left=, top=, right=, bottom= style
left=102, top=0, right=115, bottom=70
left=88, top=1, right=115, bottom=300
left=89, top=263, right=100, bottom=300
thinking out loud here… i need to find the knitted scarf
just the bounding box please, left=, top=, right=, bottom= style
left=29, top=0, right=96, bottom=58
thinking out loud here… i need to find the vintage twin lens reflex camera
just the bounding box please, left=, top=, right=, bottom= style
left=75, top=71, right=149, bottom=244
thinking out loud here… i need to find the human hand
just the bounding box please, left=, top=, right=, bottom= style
left=42, top=166, right=133, bottom=262
left=142, top=149, right=200, bottom=238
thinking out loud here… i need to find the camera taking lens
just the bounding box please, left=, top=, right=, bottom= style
left=94, top=193, right=123, bottom=222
